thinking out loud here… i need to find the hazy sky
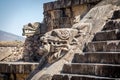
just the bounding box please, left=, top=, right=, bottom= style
left=0, top=0, right=54, bottom=36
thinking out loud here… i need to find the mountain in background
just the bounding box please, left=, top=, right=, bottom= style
left=0, top=30, right=25, bottom=41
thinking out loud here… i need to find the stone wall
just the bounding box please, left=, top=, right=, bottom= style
left=0, top=41, right=24, bottom=62
left=0, top=62, right=39, bottom=80
left=43, top=0, right=101, bottom=31
left=23, top=34, right=42, bottom=62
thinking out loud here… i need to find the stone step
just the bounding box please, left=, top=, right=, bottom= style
left=0, top=73, right=11, bottom=80
left=0, top=62, right=39, bottom=74
left=52, top=74, right=119, bottom=80
left=111, top=10, right=120, bottom=20
left=103, top=20, right=120, bottom=30
left=62, top=63, right=120, bottom=78
left=85, top=40, right=120, bottom=52
left=72, top=52, right=120, bottom=64
left=0, top=73, right=4, bottom=80
left=93, top=29, right=120, bottom=41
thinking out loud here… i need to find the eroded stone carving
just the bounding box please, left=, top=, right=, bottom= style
left=27, top=23, right=93, bottom=80
left=36, top=27, right=93, bottom=68
left=22, top=22, right=47, bottom=62
left=38, top=28, right=79, bottom=64
left=22, top=22, right=41, bottom=37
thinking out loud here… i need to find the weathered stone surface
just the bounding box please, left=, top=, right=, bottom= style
left=22, top=22, right=46, bottom=37
left=0, top=41, right=24, bottom=62
left=59, top=0, right=72, bottom=8
left=54, top=10, right=63, bottom=19
left=22, top=22, right=48, bottom=62
left=16, top=74, right=28, bottom=80
left=0, top=73, right=5, bottom=80
left=23, top=35, right=42, bottom=62
left=72, top=4, right=89, bottom=24
left=70, top=75, right=116, bottom=80
left=72, top=0, right=79, bottom=6
left=52, top=74, right=118, bottom=80
left=53, top=1, right=61, bottom=9
left=103, top=20, right=120, bottom=30
left=43, top=0, right=96, bottom=32
left=44, top=2, right=54, bottom=11
left=0, top=62, right=39, bottom=74
left=52, top=74, right=69, bottom=80
left=0, top=41, right=23, bottom=47
left=0, top=47, right=23, bottom=62
left=0, top=73, right=29, bottom=80
left=62, top=63, right=120, bottom=78
left=38, top=28, right=80, bottom=65
left=64, top=0, right=72, bottom=7
left=0, top=47, right=13, bottom=61
left=93, top=29, right=120, bottom=41
left=72, top=3, right=119, bottom=47
left=43, top=0, right=101, bottom=11
left=1, top=0, right=120, bottom=80
left=86, top=41, right=120, bottom=52
left=73, top=52, right=120, bottom=64
left=111, top=10, right=120, bottom=19
left=27, top=23, right=91, bottom=79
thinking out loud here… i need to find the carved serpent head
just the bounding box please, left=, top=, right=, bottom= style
left=39, top=28, right=78, bottom=63
left=22, top=22, right=40, bottom=37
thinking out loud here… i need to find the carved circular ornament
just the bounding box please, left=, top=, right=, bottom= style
left=56, top=30, right=70, bottom=40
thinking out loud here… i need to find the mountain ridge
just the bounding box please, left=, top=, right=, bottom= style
left=0, top=30, right=25, bottom=41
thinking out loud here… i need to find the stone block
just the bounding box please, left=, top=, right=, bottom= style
left=93, top=29, right=120, bottom=41
left=65, top=8, right=72, bottom=18
left=79, top=0, right=85, bottom=4
left=111, top=10, right=120, bottom=19
left=59, top=17, right=71, bottom=24
left=52, top=19, right=60, bottom=28
left=0, top=62, right=39, bottom=74
left=0, top=41, right=23, bottom=47
left=53, top=10, right=63, bottom=19
left=59, top=24, right=72, bottom=28
left=64, top=0, right=72, bottom=7
left=52, top=74, right=116, bottom=80
left=53, top=1, right=61, bottom=9
left=0, top=73, right=4, bottom=80
left=59, top=0, right=66, bottom=8
left=86, top=41, right=120, bottom=52
left=62, top=63, right=120, bottom=78
left=103, top=20, right=120, bottom=30
left=40, top=23, right=47, bottom=34
left=71, top=75, right=115, bottom=80
left=73, top=52, right=120, bottom=64
left=52, top=74, right=69, bottom=80
left=44, top=2, right=54, bottom=11
left=72, top=0, right=80, bottom=6
left=59, top=0, right=71, bottom=8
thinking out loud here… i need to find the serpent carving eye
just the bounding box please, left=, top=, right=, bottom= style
left=57, top=42, right=60, bottom=45
left=48, top=41, right=52, bottom=44
left=53, top=42, right=55, bottom=45
left=43, top=42, right=47, bottom=45
left=55, top=42, right=60, bottom=46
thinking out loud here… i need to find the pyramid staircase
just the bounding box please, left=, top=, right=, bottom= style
left=52, top=10, right=120, bottom=80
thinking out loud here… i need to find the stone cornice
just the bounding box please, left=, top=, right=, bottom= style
left=44, top=0, right=102, bottom=11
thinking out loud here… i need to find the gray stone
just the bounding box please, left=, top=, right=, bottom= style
left=62, top=63, right=120, bottom=78
left=73, top=52, right=120, bottom=64
left=86, top=41, right=120, bottom=52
